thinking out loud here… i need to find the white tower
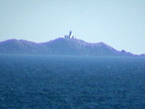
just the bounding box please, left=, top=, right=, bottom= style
left=69, top=31, right=73, bottom=38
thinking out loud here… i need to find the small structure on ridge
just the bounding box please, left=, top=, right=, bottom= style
left=64, top=31, right=76, bottom=39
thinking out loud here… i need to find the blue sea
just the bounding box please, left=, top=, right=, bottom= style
left=0, top=55, right=145, bottom=109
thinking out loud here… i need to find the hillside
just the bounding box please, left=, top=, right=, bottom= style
left=0, top=38, right=143, bottom=56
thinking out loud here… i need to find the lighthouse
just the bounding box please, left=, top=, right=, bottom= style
left=64, top=31, right=76, bottom=39
left=69, top=31, right=73, bottom=38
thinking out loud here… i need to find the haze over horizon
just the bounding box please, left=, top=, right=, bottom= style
left=0, top=0, right=145, bottom=54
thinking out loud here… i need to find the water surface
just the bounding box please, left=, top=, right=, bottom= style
left=0, top=55, right=145, bottom=108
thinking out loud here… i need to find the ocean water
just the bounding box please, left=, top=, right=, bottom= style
left=0, top=55, right=145, bottom=109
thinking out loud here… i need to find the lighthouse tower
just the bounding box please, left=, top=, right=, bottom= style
left=69, top=31, right=73, bottom=38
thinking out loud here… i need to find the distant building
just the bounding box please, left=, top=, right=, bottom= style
left=64, top=31, right=76, bottom=39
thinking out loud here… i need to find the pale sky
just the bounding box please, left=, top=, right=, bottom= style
left=0, top=0, right=145, bottom=54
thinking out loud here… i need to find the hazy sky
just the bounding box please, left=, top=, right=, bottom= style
left=0, top=0, right=145, bottom=54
